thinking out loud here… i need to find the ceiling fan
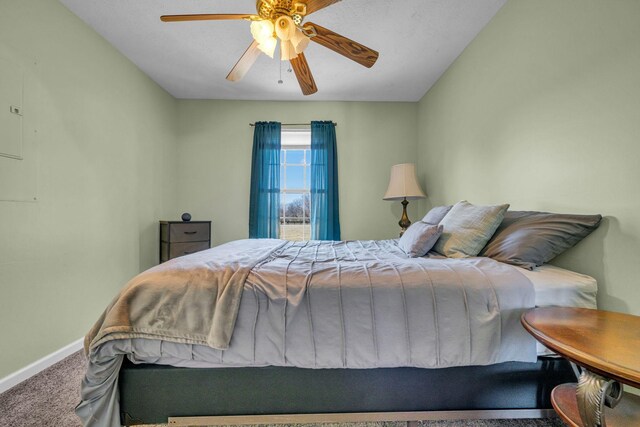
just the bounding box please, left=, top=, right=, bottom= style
left=161, top=0, right=379, bottom=96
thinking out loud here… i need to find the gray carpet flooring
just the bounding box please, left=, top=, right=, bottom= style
left=0, top=351, right=565, bottom=427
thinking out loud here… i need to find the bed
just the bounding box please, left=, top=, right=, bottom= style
left=76, top=236, right=598, bottom=427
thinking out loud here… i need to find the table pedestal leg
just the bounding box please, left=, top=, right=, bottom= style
left=576, top=370, right=623, bottom=427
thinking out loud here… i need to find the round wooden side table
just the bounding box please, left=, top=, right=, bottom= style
left=522, top=307, right=640, bottom=427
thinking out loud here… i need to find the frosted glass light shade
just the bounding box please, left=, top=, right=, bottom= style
left=291, top=29, right=310, bottom=54
left=281, top=40, right=298, bottom=60
left=251, top=17, right=309, bottom=61
left=275, top=16, right=296, bottom=41
left=383, top=163, right=427, bottom=200
left=251, top=20, right=277, bottom=58
left=250, top=20, right=274, bottom=42
left=257, top=37, right=277, bottom=58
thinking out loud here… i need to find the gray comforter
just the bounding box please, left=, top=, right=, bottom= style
left=77, top=238, right=536, bottom=427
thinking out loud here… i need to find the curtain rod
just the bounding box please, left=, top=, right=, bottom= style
left=249, top=122, right=337, bottom=127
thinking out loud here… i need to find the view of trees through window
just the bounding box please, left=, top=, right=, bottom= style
left=280, top=130, right=311, bottom=240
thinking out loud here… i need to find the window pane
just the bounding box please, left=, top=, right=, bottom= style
left=283, top=194, right=303, bottom=218
left=280, top=165, right=284, bottom=187
left=285, top=166, right=305, bottom=189
left=281, top=223, right=309, bottom=241
left=287, top=150, right=304, bottom=164
left=305, top=149, right=311, bottom=165
left=305, top=193, right=310, bottom=218
left=282, top=193, right=306, bottom=241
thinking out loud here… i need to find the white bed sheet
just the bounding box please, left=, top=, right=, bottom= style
left=520, top=264, right=597, bottom=309
left=518, top=264, right=597, bottom=355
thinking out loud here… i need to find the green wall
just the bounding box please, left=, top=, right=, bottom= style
left=0, top=0, right=178, bottom=378
left=176, top=100, right=421, bottom=245
left=417, top=0, right=640, bottom=314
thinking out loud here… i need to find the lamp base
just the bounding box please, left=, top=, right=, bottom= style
left=398, top=198, right=411, bottom=237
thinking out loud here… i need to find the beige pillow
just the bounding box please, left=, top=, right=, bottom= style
left=434, top=201, right=509, bottom=258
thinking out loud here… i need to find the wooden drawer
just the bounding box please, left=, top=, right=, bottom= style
left=162, top=222, right=210, bottom=243
left=159, top=220, right=212, bottom=263
left=161, top=241, right=210, bottom=261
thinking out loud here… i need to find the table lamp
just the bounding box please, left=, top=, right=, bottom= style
left=383, top=163, right=426, bottom=236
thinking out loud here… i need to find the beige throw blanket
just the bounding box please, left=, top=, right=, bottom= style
left=85, top=239, right=286, bottom=353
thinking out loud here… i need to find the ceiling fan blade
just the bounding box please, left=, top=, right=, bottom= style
left=304, top=0, right=342, bottom=15
left=306, top=22, right=379, bottom=68
left=226, top=41, right=262, bottom=82
left=290, top=53, right=318, bottom=96
left=160, top=14, right=257, bottom=22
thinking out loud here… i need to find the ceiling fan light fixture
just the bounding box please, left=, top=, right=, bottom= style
left=250, top=20, right=277, bottom=58
left=281, top=39, right=298, bottom=61
left=291, top=28, right=310, bottom=54
left=275, top=16, right=296, bottom=41
left=250, top=19, right=274, bottom=42
left=257, top=36, right=277, bottom=58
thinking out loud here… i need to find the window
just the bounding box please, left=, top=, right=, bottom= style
left=249, top=121, right=339, bottom=241
left=280, top=129, right=311, bottom=241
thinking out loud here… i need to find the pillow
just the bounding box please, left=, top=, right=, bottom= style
left=422, top=205, right=453, bottom=225
left=433, top=201, right=509, bottom=258
left=480, top=211, right=602, bottom=270
left=398, top=222, right=443, bottom=257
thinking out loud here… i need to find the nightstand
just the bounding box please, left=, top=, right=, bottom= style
left=522, top=307, right=640, bottom=427
left=159, top=221, right=211, bottom=263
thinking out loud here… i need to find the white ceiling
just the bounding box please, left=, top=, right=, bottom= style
left=58, top=0, right=506, bottom=101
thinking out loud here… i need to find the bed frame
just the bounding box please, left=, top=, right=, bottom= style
left=118, top=355, right=573, bottom=425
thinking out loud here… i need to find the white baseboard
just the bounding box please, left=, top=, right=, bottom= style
left=0, top=337, right=84, bottom=394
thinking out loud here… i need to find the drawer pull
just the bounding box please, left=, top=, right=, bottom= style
left=184, top=231, right=197, bottom=235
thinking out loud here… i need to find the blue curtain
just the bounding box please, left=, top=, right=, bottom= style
left=249, top=122, right=281, bottom=238
left=310, top=121, right=341, bottom=240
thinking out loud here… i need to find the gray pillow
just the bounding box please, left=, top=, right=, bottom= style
left=480, top=211, right=602, bottom=270
left=398, top=222, right=443, bottom=257
left=433, top=201, right=510, bottom=258
left=422, top=205, right=453, bottom=225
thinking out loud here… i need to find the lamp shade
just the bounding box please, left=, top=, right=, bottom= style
left=383, top=163, right=426, bottom=201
